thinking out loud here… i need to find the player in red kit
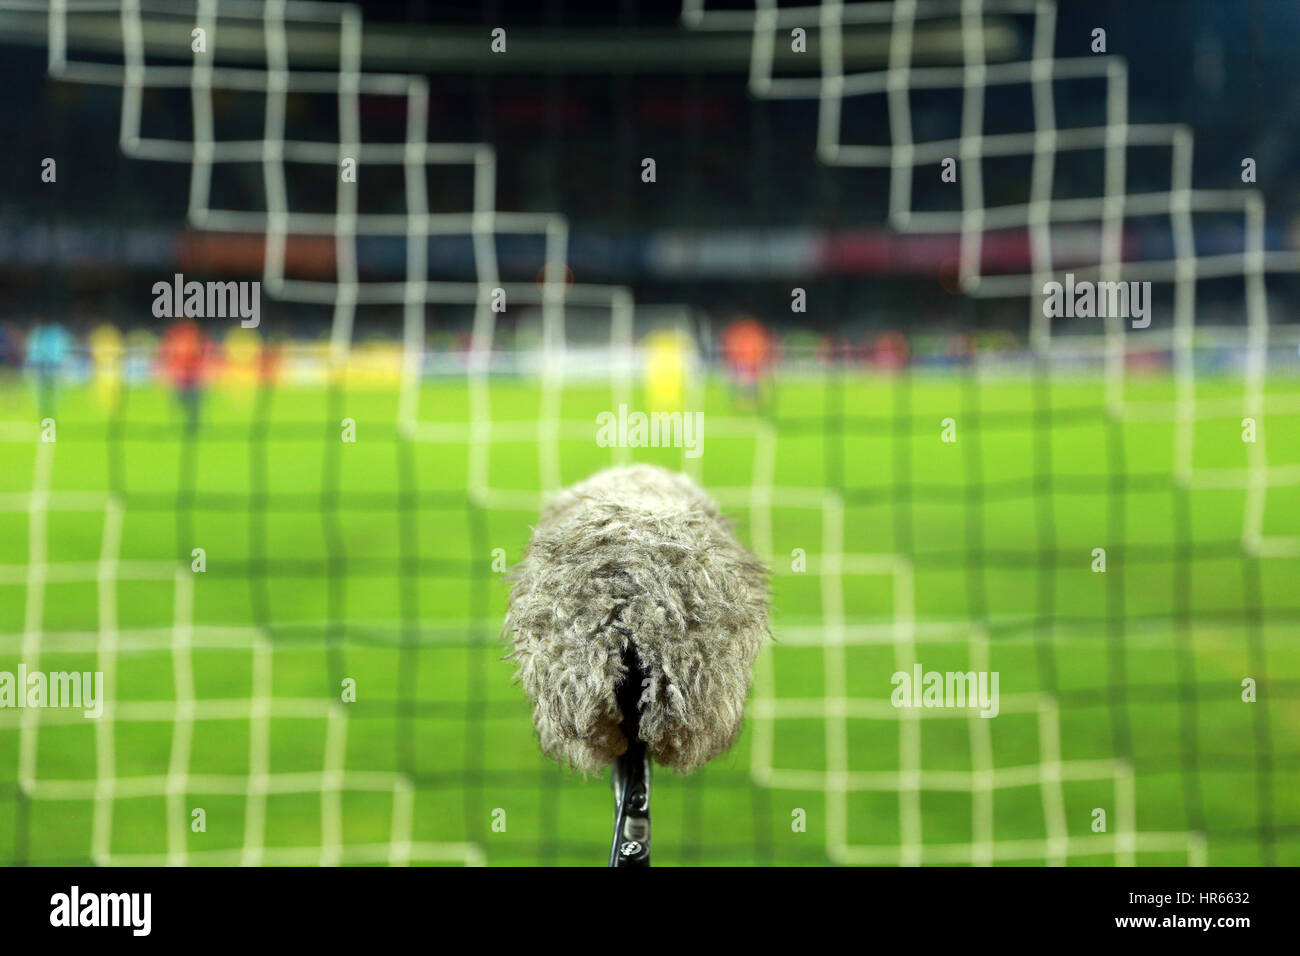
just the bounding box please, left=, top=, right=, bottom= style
left=158, top=320, right=210, bottom=434
left=719, top=317, right=774, bottom=409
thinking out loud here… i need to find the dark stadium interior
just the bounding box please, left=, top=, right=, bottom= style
left=2, top=0, right=1299, bottom=347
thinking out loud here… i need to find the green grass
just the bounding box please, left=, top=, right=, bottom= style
left=1, top=368, right=1298, bottom=866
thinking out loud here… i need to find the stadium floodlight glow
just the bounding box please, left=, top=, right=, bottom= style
left=506, top=465, right=770, bottom=867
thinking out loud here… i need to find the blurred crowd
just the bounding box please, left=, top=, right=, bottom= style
left=0, top=316, right=1011, bottom=388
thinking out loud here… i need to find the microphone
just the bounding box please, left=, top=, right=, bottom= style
left=504, top=464, right=770, bottom=864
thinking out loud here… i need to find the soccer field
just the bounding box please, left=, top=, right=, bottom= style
left=1, top=367, right=1297, bottom=866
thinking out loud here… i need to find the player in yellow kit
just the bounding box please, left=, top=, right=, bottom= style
left=88, top=323, right=124, bottom=409
left=643, top=328, right=691, bottom=413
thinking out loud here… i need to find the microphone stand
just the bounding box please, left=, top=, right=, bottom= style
left=610, top=649, right=651, bottom=867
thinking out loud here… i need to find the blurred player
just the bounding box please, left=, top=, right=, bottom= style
left=719, top=316, right=774, bottom=409
left=158, top=320, right=209, bottom=434
left=871, top=330, right=909, bottom=371
left=222, top=325, right=261, bottom=388
left=123, top=328, right=157, bottom=385
left=0, top=323, right=22, bottom=415
left=25, top=320, right=73, bottom=417
left=0, top=321, right=24, bottom=371
left=89, top=323, right=125, bottom=408
left=643, top=328, right=691, bottom=412
left=258, top=335, right=284, bottom=387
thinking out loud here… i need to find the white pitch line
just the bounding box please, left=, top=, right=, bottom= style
left=820, top=491, right=849, bottom=862
left=166, top=566, right=195, bottom=865
left=389, top=775, right=415, bottom=867
left=968, top=626, right=995, bottom=866
left=101, top=840, right=482, bottom=867
left=91, top=495, right=123, bottom=865
left=1037, top=697, right=1069, bottom=865
left=240, top=634, right=273, bottom=866
left=18, top=438, right=54, bottom=795
left=321, top=703, right=348, bottom=867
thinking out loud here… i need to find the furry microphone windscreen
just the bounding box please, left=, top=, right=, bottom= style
left=505, top=464, right=770, bottom=775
